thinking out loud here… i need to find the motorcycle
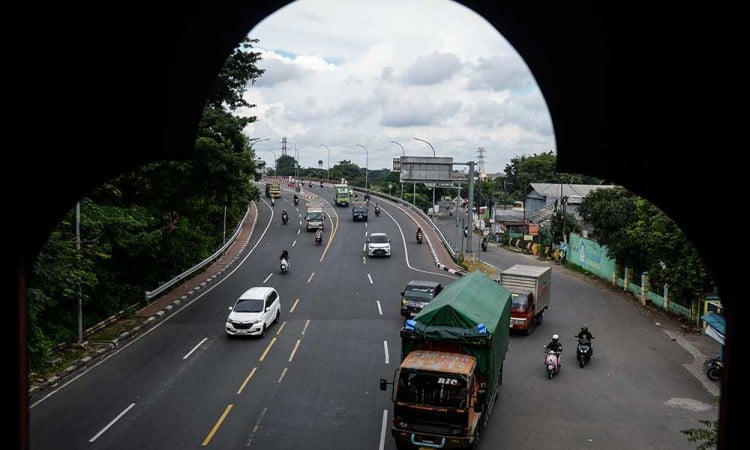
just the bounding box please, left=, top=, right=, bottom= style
left=705, top=356, right=723, bottom=381
left=481, top=239, right=488, bottom=252
left=293, top=196, right=299, bottom=206
left=282, top=213, right=289, bottom=225
left=271, top=198, right=275, bottom=207
left=375, top=206, right=380, bottom=217
left=280, top=258, right=289, bottom=274
left=575, top=337, right=594, bottom=368
left=416, top=232, right=423, bottom=244
left=544, top=348, right=561, bottom=379
left=315, top=233, right=323, bottom=246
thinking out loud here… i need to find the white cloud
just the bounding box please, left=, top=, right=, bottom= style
left=245, top=0, right=554, bottom=174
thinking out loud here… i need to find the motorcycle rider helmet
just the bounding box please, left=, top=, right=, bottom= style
left=552, top=334, right=559, bottom=342
left=581, top=324, right=588, bottom=332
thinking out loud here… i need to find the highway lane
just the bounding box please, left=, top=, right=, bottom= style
left=29, top=188, right=456, bottom=450
left=30, top=187, right=718, bottom=450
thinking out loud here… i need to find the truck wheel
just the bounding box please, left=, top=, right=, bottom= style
left=524, top=320, right=534, bottom=336
left=535, top=311, right=544, bottom=325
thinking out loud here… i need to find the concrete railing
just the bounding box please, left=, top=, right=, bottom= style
left=350, top=187, right=457, bottom=260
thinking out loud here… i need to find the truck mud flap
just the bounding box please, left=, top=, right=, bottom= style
left=410, top=435, right=446, bottom=448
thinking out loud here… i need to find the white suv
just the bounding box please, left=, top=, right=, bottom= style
left=226, top=287, right=281, bottom=338
left=367, top=232, right=392, bottom=257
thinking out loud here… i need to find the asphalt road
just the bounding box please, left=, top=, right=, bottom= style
left=29, top=188, right=720, bottom=450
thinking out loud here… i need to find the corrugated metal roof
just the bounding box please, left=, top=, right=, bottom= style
left=528, top=183, right=618, bottom=204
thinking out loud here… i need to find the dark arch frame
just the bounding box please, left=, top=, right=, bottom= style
left=9, top=2, right=737, bottom=448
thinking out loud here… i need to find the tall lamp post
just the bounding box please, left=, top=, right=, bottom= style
left=390, top=140, right=406, bottom=199
left=320, top=144, right=330, bottom=184
left=356, top=144, right=368, bottom=191
left=414, top=137, right=437, bottom=216
left=293, top=145, right=300, bottom=183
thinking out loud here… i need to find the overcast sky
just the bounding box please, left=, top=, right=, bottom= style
left=242, top=0, right=555, bottom=176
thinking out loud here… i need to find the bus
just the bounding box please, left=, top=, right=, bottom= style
left=334, top=184, right=350, bottom=206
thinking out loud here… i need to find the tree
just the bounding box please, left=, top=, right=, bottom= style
left=276, top=154, right=297, bottom=176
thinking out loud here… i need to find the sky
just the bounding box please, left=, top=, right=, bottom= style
left=242, top=0, right=555, bottom=176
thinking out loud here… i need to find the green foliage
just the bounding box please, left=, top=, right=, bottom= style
left=579, top=187, right=714, bottom=306
left=549, top=209, right=581, bottom=243
left=276, top=154, right=297, bottom=176
left=681, top=420, right=718, bottom=450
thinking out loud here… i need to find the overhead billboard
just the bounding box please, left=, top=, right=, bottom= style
left=399, top=156, right=454, bottom=183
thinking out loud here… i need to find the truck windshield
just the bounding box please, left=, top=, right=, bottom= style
left=396, top=371, right=468, bottom=408
left=511, top=293, right=529, bottom=309
left=404, top=287, right=435, bottom=301
left=306, top=212, right=323, bottom=221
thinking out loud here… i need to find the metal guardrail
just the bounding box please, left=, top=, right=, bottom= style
left=350, top=187, right=457, bottom=259
left=144, top=206, right=250, bottom=301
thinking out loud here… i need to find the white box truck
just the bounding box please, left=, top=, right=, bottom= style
left=498, top=264, right=551, bottom=335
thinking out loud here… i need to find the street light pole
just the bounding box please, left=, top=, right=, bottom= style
left=356, top=144, right=368, bottom=191
left=390, top=140, right=406, bottom=199
left=320, top=144, right=330, bottom=185
left=414, top=137, right=437, bottom=216
left=293, top=145, right=299, bottom=182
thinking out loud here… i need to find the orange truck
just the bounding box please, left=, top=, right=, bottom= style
left=498, top=264, right=552, bottom=335
left=380, top=271, right=511, bottom=449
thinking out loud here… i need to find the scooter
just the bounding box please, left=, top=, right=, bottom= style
left=280, top=258, right=289, bottom=274
left=293, top=197, right=299, bottom=206
left=315, top=233, right=323, bottom=246
left=375, top=207, right=380, bottom=217
left=416, top=233, right=423, bottom=244
left=544, top=348, right=561, bottom=379
left=282, top=213, right=289, bottom=225
left=481, top=239, right=488, bottom=252
left=705, top=356, right=723, bottom=381
left=575, top=337, right=594, bottom=368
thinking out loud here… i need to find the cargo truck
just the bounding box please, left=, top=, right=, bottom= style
left=380, top=271, right=511, bottom=450
left=334, top=184, right=350, bottom=206
left=497, top=264, right=551, bottom=335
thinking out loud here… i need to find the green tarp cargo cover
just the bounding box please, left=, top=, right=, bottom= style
left=401, top=271, right=511, bottom=385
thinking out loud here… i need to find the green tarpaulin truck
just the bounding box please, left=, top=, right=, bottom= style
left=380, top=271, right=511, bottom=449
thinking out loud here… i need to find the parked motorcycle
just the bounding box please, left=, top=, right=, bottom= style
left=705, top=356, right=723, bottom=381
left=280, top=258, right=289, bottom=274
left=575, top=336, right=594, bottom=368
left=544, top=349, right=561, bottom=379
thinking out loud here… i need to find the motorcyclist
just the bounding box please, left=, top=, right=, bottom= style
left=416, top=226, right=423, bottom=242
left=545, top=334, right=563, bottom=366
left=374, top=204, right=380, bottom=216
left=315, top=228, right=323, bottom=244
left=282, top=210, right=289, bottom=222
left=271, top=197, right=275, bottom=206
left=280, top=250, right=290, bottom=267
left=481, top=236, right=488, bottom=251
left=293, top=194, right=299, bottom=205
left=575, top=324, right=593, bottom=341
left=575, top=324, right=594, bottom=355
